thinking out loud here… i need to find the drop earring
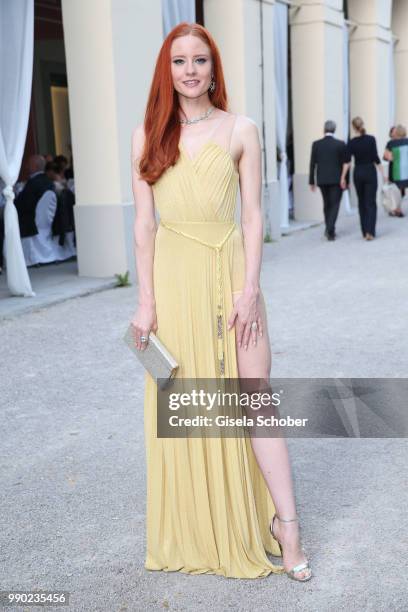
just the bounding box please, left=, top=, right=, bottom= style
left=209, top=75, right=216, bottom=93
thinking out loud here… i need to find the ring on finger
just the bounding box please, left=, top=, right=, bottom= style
left=140, top=335, right=148, bottom=343
left=251, top=321, right=258, bottom=331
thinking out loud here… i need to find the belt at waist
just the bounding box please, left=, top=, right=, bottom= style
left=159, top=220, right=237, bottom=378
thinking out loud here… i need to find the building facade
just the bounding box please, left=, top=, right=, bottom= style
left=31, top=0, right=408, bottom=279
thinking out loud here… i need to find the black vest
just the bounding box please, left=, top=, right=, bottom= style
left=15, top=173, right=55, bottom=238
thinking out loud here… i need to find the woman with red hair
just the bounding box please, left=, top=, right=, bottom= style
left=130, top=22, right=311, bottom=582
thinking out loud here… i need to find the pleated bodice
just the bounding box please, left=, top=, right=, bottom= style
left=152, top=140, right=239, bottom=223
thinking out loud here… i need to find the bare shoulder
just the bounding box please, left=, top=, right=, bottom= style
left=230, top=115, right=260, bottom=162
left=232, top=114, right=260, bottom=147
left=233, top=114, right=258, bottom=133
left=131, top=123, right=146, bottom=158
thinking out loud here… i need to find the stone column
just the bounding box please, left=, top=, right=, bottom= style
left=347, top=0, right=393, bottom=153
left=290, top=0, right=345, bottom=222
left=61, top=0, right=163, bottom=278
left=204, top=0, right=280, bottom=239
left=392, top=0, right=408, bottom=129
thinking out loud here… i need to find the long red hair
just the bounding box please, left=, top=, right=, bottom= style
left=138, top=22, right=228, bottom=185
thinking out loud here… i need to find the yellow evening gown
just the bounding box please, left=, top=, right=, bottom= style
left=143, top=112, right=284, bottom=578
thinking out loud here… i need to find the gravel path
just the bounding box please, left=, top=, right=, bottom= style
left=1, top=206, right=407, bottom=611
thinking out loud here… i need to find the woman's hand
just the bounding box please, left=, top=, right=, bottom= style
left=340, top=177, right=347, bottom=190
left=376, top=165, right=387, bottom=183
left=227, top=289, right=263, bottom=350
left=130, top=302, right=158, bottom=351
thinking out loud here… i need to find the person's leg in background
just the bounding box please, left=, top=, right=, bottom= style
left=364, top=172, right=378, bottom=237
left=326, top=185, right=342, bottom=239
left=396, top=185, right=405, bottom=217
left=319, top=185, right=331, bottom=238
left=353, top=168, right=367, bottom=237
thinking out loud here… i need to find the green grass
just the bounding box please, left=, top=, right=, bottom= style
left=114, top=270, right=131, bottom=287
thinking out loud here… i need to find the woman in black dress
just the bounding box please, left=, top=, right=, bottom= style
left=341, top=116, right=386, bottom=240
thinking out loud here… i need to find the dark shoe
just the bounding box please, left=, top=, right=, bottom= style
left=327, top=234, right=335, bottom=241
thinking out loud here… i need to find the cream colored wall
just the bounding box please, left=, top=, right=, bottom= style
left=301, top=0, right=340, bottom=8
left=348, top=0, right=393, bottom=153
left=61, top=0, right=163, bottom=277
left=111, top=1, right=160, bottom=202
left=290, top=0, right=344, bottom=221
left=348, top=0, right=392, bottom=25
left=62, top=0, right=121, bottom=206
left=204, top=0, right=246, bottom=113
left=204, top=0, right=277, bottom=181
left=204, top=0, right=279, bottom=237
left=392, top=0, right=408, bottom=129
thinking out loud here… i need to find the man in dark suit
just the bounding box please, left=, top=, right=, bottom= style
left=309, top=120, right=347, bottom=241
left=15, top=155, right=55, bottom=238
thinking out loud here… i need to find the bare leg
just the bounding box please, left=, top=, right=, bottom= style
left=232, top=290, right=310, bottom=579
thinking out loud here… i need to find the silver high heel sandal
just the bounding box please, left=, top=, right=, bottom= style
left=270, top=513, right=312, bottom=582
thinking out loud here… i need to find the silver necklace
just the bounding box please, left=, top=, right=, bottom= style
left=179, top=106, right=215, bottom=125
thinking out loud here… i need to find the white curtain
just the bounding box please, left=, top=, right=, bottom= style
left=342, top=22, right=352, bottom=213
left=162, top=0, right=195, bottom=37
left=0, top=0, right=35, bottom=296
left=273, top=1, right=290, bottom=230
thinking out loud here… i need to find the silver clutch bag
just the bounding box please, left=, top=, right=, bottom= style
left=123, top=324, right=179, bottom=389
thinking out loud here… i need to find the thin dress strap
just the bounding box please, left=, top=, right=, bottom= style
left=209, top=111, right=230, bottom=140
left=227, top=114, right=238, bottom=156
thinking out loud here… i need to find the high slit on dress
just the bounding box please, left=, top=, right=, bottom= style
left=143, top=112, right=284, bottom=578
